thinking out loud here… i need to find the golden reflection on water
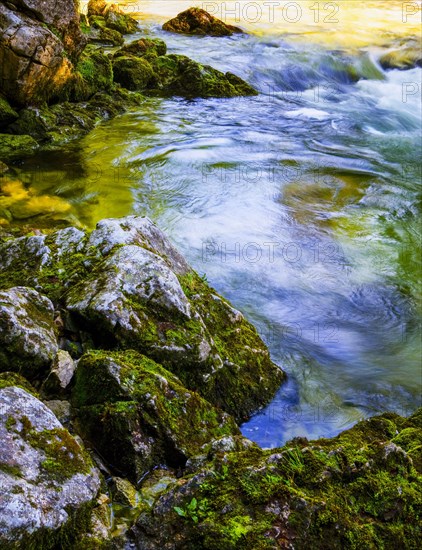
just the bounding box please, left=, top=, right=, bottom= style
left=81, top=1, right=422, bottom=48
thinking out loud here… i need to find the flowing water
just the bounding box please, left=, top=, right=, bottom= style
left=4, top=1, right=422, bottom=446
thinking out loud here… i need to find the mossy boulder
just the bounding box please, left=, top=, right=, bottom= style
left=112, top=56, right=155, bottom=91
left=88, top=15, right=107, bottom=29
left=0, top=385, right=102, bottom=548
left=0, top=287, right=58, bottom=381
left=66, top=217, right=285, bottom=420
left=0, top=216, right=285, bottom=419
left=0, top=134, right=38, bottom=160
left=74, top=47, right=113, bottom=100
left=72, top=350, right=239, bottom=483
left=131, top=409, right=422, bottom=549
left=162, top=7, right=244, bottom=36
left=106, top=10, right=139, bottom=35
left=0, top=371, right=37, bottom=395
left=111, top=40, right=257, bottom=98
left=0, top=216, right=284, bottom=420
left=0, top=97, right=18, bottom=129
left=148, top=54, right=258, bottom=98
left=114, top=37, right=167, bottom=59
left=87, top=0, right=139, bottom=34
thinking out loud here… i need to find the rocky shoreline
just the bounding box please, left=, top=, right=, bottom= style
left=1, top=1, right=421, bottom=548
left=0, top=216, right=420, bottom=549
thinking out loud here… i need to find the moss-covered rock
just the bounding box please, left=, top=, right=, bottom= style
left=148, top=54, right=258, bottom=98
left=0, top=287, right=58, bottom=381
left=0, top=97, right=18, bottom=129
left=112, top=56, right=155, bottom=91
left=74, top=47, right=113, bottom=100
left=162, top=7, right=244, bottom=36
left=106, top=10, right=139, bottom=35
left=0, top=216, right=284, bottom=420
left=130, top=409, right=422, bottom=549
left=0, top=371, right=37, bottom=395
left=0, top=134, right=38, bottom=160
left=72, top=350, right=239, bottom=483
left=111, top=39, right=257, bottom=98
left=6, top=88, right=143, bottom=147
left=0, top=385, right=102, bottom=548
left=114, top=37, right=167, bottom=59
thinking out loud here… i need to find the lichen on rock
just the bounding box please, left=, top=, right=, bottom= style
left=0, top=287, right=58, bottom=381
left=0, top=385, right=102, bottom=548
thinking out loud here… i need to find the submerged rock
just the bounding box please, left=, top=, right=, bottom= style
left=72, top=350, right=239, bottom=482
left=163, top=7, right=243, bottom=36
left=0, top=385, right=101, bottom=547
left=0, top=287, right=58, bottom=381
left=130, top=409, right=422, bottom=549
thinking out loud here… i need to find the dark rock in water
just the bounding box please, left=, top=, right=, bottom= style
left=379, top=47, right=422, bottom=70
left=0, top=216, right=284, bottom=420
left=0, top=287, right=58, bottom=381
left=0, top=4, right=75, bottom=106
left=72, top=350, right=239, bottom=482
left=112, top=39, right=258, bottom=98
left=84, top=25, right=125, bottom=47
left=148, top=54, right=258, bottom=98
left=130, top=409, right=422, bottom=549
left=0, top=384, right=102, bottom=547
left=163, top=7, right=244, bottom=36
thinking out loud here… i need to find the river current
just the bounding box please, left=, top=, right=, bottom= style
left=8, top=1, right=422, bottom=446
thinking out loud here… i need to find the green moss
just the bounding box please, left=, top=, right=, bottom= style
left=105, top=12, right=139, bottom=35
left=74, top=49, right=113, bottom=101
left=0, top=372, right=38, bottom=395
left=134, top=409, right=422, bottom=549
left=72, top=350, right=238, bottom=482
left=0, top=134, right=38, bottom=160
left=112, top=56, right=155, bottom=91
left=19, top=424, right=92, bottom=482
left=0, top=96, right=18, bottom=128
left=0, top=462, right=22, bottom=477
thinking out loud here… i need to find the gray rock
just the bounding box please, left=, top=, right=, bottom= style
left=88, top=216, right=190, bottom=274
left=42, top=350, right=76, bottom=397
left=0, top=287, right=58, bottom=380
left=0, top=385, right=101, bottom=546
left=7, top=0, right=85, bottom=58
